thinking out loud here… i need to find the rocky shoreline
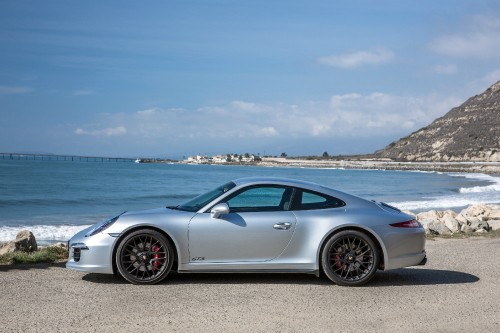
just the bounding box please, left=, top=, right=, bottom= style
left=409, top=204, right=500, bottom=236
left=258, top=157, right=500, bottom=175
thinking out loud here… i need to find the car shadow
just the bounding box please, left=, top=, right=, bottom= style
left=369, top=267, right=479, bottom=286
left=81, top=268, right=479, bottom=286
left=82, top=271, right=329, bottom=285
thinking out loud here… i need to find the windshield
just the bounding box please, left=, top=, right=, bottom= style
left=175, top=181, right=236, bottom=212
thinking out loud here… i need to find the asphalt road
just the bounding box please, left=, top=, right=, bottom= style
left=1, top=237, right=499, bottom=333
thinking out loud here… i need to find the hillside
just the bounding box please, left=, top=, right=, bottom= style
left=375, top=81, right=500, bottom=162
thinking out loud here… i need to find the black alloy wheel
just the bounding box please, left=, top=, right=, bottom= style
left=322, top=230, right=380, bottom=286
left=116, top=229, right=174, bottom=285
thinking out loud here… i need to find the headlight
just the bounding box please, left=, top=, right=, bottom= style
left=85, top=213, right=124, bottom=237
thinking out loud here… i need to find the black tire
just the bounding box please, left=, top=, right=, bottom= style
left=322, top=230, right=380, bottom=286
left=116, top=229, right=174, bottom=285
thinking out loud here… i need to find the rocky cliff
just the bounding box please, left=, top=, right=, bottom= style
left=375, top=81, right=500, bottom=162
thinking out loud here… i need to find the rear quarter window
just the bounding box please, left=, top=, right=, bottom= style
left=298, top=190, right=345, bottom=210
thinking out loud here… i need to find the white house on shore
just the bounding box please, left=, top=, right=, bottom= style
left=185, top=154, right=257, bottom=164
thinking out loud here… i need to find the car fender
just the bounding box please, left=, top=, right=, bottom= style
left=105, top=209, right=194, bottom=265
left=315, top=223, right=389, bottom=271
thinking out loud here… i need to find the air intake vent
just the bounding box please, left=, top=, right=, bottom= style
left=73, top=248, right=81, bottom=262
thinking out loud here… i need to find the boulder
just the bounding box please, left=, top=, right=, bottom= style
left=460, top=217, right=489, bottom=233
left=455, top=214, right=468, bottom=226
left=462, top=205, right=490, bottom=218
left=487, top=220, right=500, bottom=231
left=416, top=210, right=441, bottom=222
left=0, top=230, right=38, bottom=255
left=420, top=219, right=432, bottom=234
left=441, top=210, right=458, bottom=219
left=486, top=208, right=500, bottom=221
left=15, top=230, right=37, bottom=252
left=442, top=215, right=461, bottom=233
left=471, top=218, right=489, bottom=232
left=426, top=221, right=452, bottom=235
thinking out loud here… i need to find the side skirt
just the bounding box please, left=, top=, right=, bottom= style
left=177, top=269, right=319, bottom=276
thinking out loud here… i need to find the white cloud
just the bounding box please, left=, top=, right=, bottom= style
left=258, top=127, right=279, bottom=137
left=74, top=126, right=127, bottom=137
left=318, top=48, right=394, bottom=69
left=0, top=86, right=33, bottom=95
left=136, top=108, right=159, bottom=116
left=325, top=92, right=462, bottom=136
left=432, top=64, right=458, bottom=75
left=431, top=15, right=500, bottom=59
left=76, top=92, right=463, bottom=147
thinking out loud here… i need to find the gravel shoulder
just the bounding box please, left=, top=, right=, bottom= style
left=1, top=237, right=499, bottom=333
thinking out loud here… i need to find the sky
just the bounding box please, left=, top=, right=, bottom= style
left=1, top=1, right=500, bottom=159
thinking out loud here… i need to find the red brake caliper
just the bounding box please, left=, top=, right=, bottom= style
left=334, top=252, right=342, bottom=269
left=332, top=247, right=342, bottom=269
left=152, top=245, right=160, bottom=270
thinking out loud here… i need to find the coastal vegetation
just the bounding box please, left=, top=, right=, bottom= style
left=0, top=246, right=67, bottom=265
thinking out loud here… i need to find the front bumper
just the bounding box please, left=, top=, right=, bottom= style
left=66, top=227, right=117, bottom=274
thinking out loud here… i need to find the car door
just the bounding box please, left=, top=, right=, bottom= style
left=188, top=185, right=297, bottom=263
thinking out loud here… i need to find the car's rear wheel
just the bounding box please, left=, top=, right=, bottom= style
left=116, top=229, right=174, bottom=285
left=322, top=230, right=380, bottom=286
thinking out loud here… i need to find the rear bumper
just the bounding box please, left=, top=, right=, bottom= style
left=372, top=224, right=427, bottom=270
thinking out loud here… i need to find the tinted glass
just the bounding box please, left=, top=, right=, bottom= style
left=226, top=186, right=291, bottom=212
left=176, top=181, right=236, bottom=212
left=298, top=190, right=344, bottom=210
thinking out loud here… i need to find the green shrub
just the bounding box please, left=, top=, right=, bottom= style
left=0, top=246, right=68, bottom=265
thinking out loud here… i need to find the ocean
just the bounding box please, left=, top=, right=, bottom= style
left=1, top=159, right=499, bottom=243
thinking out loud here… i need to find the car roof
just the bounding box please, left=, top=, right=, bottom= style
left=232, top=177, right=329, bottom=191
left=232, top=176, right=368, bottom=206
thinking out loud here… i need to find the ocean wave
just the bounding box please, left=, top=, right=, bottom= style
left=388, top=194, right=500, bottom=212
left=0, top=225, right=91, bottom=242
left=446, top=173, right=500, bottom=194
left=459, top=184, right=500, bottom=193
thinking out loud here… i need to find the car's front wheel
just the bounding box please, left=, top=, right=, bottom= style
left=322, top=230, right=380, bottom=286
left=116, top=229, right=174, bottom=285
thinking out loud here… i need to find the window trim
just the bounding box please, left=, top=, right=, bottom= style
left=211, top=184, right=296, bottom=213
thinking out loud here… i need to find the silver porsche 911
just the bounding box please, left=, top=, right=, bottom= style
left=67, top=177, right=426, bottom=286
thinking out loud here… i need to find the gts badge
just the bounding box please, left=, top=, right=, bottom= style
left=192, top=257, right=205, bottom=261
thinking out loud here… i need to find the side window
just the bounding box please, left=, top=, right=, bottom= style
left=226, top=186, right=292, bottom=212
left=298, top=190, right=344, bottom=210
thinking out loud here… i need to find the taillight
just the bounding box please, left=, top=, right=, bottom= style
left=390, top=219, right=420, bottom=228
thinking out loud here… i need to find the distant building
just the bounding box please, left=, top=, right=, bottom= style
left=185, top=153, right=258, bottom=164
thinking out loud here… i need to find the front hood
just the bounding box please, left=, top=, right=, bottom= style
left=104, top=206, right=196, bottom=235
left=121, top=207, right=180, bottom=217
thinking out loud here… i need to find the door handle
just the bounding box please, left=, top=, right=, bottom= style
left=273, top=222, right=292, bottom=230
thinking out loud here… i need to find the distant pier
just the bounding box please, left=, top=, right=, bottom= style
left=0, top=153, right=138, bottom=163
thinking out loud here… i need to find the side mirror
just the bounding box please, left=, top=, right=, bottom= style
left=211, top=203, right=229, bottom=219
